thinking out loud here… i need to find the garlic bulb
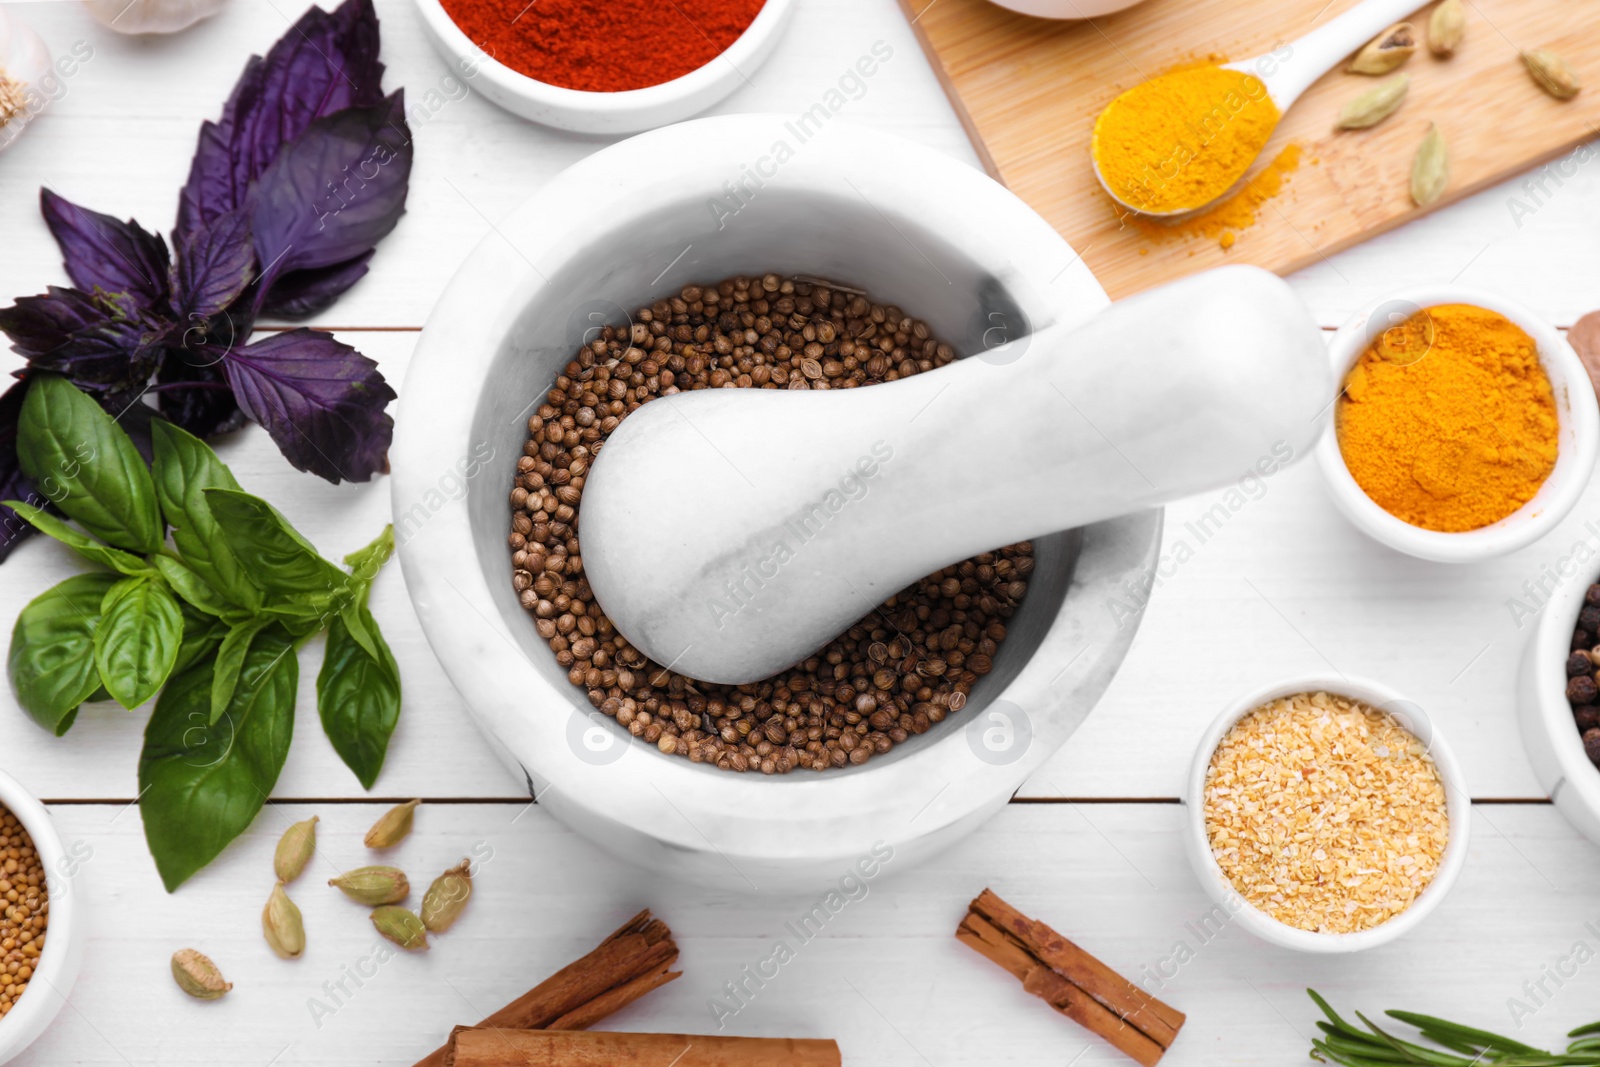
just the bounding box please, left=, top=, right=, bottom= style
left=84, top=0, right=227, bottom=35
left=0, top=8, right=51, bottom=154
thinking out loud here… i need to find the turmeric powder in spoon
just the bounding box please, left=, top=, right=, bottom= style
left=1092, top=65, right=1281, bottom=217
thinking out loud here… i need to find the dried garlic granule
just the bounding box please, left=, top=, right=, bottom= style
left=1203, top=691, right=1449, bottom=935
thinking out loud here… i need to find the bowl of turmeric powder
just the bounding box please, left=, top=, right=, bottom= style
left=1317, top=287, right=1599, bottom=563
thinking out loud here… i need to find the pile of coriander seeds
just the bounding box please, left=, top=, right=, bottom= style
left=507, top=273, right=1034, bottom=774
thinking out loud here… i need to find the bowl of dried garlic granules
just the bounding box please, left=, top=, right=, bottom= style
left=1184, top=677, right=1470, bottom=953
left=0, top=768, right=84, bottom=1065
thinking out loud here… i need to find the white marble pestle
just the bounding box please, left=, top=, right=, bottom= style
left=580, top=265, right=1333, bottom=685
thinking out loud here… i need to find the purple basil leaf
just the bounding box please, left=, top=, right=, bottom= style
left=0, top=286, right=105, bottom=358
left=0, top=288, right=168, bottom=393
left=178, top=0, right=384, bottom=236
left=251, top=93, right=411, bottom=290
left=0, top=380, right=42, bottom=563
left=170, top=207, right=255, bottom=322
left=256, top=250, right=373, bottom=319
left=40, top=189, right=171, bottom=309
left=223, top=328, right=393, bottom=482
left=178, top=112, right=249, bottom=241
left=155, top=349, right=246, bottom=438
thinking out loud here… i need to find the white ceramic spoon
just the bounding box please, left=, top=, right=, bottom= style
left=1094, top=0, right=1425, bottom=218
left=580, top=266, right=1333, bottom=685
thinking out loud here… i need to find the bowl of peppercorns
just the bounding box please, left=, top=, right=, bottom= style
left=0, top=768, right=84, bottom=1065
left=1518, top=575, right=1600, bottom=848
left=392, top=113, right=1163, bottom=891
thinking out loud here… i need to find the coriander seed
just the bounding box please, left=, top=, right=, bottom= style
left=507, top=275, right=1033, bottom=774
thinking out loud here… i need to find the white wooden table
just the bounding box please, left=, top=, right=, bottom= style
left=2, top=1, right=1599, bottom=1062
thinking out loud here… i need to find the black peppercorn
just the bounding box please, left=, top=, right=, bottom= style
left=1577, top=707, right=1600, bottom=732
left=1582, top=607, right=1600, bottom=634
left=1569, top=675, right=1599, bottom=705
left=1586, top=728, right=1600, bottom=767
left=1575, top=629, right=1593, bottom=652
left=1587, top=584, right=1600, bottom=607
left=1569, top=651, right=1594, bottom=677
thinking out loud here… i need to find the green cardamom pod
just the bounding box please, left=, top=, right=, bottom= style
left=273, top=815, right=319, bottom=883
left=329, top=865, right=410, bottom=906
left=1410, top=123, right=1449, bottom=207
left=364, top=799, right=420, bottom=849
left=371, top=905, right=429, bottom=951
left=1428, top=0, right=1464, bottom=57
left=1338, top=74, right=1410, bottom=129
left=1523, top=49, right=1581, bottom=100
left=170, top=949, right=232, bottom=999
left=1349, top=22, right=1416, bottom=75
left=262, top=882, right=306, bottom=960
left=421, top=860, right=473, bottom=933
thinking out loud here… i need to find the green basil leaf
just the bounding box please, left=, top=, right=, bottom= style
left=150, top=421, right=261, bottom=611
left=2, top=500, right=155, bottom=577
left=211, top=618, right=272, bottom=725
left=337, top=597, right=382, bottom=662
left=203, top=488, right=344, bottom=596
left=262, top=590, right=337, bottom=619
left=316, top=607, right=400, bottom=790
left=138, top=625, right=298, bottom=892
left=17, top=375, right=162, bottom=553
left=343, top=524, right=394, bottom=588
left=154, top=555, right=235, bottom=618
left=93, top=576, right=184, bottom=710
left=172, top=602, right=227, bottom=678
left=8, top=573, right=120, bottom=735
left=269, top=612, right=328, bottom=641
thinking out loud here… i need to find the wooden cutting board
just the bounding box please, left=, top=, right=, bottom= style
left=902, top=0, right=1600, bottom=298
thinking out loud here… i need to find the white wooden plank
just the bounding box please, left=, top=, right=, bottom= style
left=0, top=322, right=1587, bottom=801
left=1021, top=453, right=1590, bottom=799
left=8, top=801, right=1598, bottom=1065
left=3, top=0, right=1599, bottom=330
left=0, top=0, right=976, bottom=327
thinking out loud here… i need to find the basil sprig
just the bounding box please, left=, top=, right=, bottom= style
left=5, top=375, right=402, bottom=890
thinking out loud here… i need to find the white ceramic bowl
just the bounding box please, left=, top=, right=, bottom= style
left=394, top=113, right=1162, bottom=892
left=1183, top=675, right=1471, bottom=953
left=1519, top=571, right=1600, bottom=846
left=985, top=0, right=1148, bottom=17
left=1316, top=286, right=1599, bottom=563
left=0, top=768, right=84, bottom=1065
left=410, top=0, right=795, bottom=134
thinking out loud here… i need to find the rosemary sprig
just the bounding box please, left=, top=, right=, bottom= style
left=1306, top=990, right=1600, bottom=1066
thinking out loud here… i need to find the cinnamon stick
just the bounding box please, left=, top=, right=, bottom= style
left=413, top=909, right=680, bottom=1067
left=447, top=1029, right=842, bottom=1067
left=957, top=890, right=1184, bottom=1066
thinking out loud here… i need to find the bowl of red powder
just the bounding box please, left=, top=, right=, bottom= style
left=416, top=0, right=794, bottom=133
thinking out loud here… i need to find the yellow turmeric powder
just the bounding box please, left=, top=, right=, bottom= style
left=1129, top=143, right=1302, bottom=250
left=1336, top=304, right=1559, bottom=532
left=1092, top=65, right=1280, bottom=215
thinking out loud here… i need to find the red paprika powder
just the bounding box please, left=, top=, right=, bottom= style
left=440, top=0, right=768, bottom=93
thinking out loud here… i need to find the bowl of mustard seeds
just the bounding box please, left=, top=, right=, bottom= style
left=0, top=768, right=84, bottom=1065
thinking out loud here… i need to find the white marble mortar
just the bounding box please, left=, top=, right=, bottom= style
left=392, top=114, right=1161, bottom=891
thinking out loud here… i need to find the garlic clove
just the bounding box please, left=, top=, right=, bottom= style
left=0, top=8, right=53, bottom=154
left=84, top=0, right=228, bottom=35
